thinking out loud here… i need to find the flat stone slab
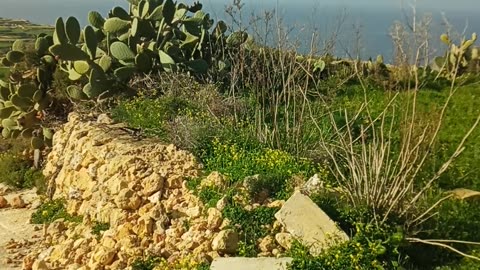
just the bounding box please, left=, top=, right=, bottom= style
left=210, top=257, right=293, bottom=270
left=275, top=191, right=349, bottom=255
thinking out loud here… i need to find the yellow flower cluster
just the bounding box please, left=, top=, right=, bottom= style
left=256, top=148, right=294, bottom=170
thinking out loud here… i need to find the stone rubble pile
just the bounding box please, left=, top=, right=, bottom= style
left=17, top=113, right=348, bottom=270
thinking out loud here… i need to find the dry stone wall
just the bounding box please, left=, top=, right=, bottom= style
left=25, top=113, right=230, bottom=270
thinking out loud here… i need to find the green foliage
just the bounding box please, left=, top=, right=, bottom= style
left=46, top=0, right=250, bottom=100
left=111, top=94, right=194, bottom=138
left=202, top=138, right=317, bottom=185
left=92, top=221, right=110, bottom=236
left=287, top=223, right=406, bottom=270
left=222, top=204, right=278, bottom=257
left=31, top=199, right=82, bottom=224
left=433, top=33, right=479, bottom=79
left=0, top=32, right=56, bottom=149
left=0, top=150, right=44, bottom=190
left=132, top=256, right=161, bottom=270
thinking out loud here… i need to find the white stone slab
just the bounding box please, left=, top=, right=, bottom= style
left=275, top=191, right=349, bottom=255
left=210, top=257, right=293, bottom=270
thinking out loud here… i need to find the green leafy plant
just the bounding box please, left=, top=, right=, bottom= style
left=31, top=199, right=82, bottom=224
left=222, top=203, right=278, bottom=257
left=0, top=150, right=44, bottom=190
left=92, top=221, right=110, bottom=236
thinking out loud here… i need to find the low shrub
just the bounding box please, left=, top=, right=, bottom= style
left=0, top=151, right=44, bottom=191
left=92, top=221, right=110, bottom=236
left=31, top=199, right=82, bottom=224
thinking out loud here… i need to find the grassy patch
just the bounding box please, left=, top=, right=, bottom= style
left=31, top=199, right=82, bottom=224
left=92, top=221, right=110, bottom=236
left=0, top=149, right=45, bottom=191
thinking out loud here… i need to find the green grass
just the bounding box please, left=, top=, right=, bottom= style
left=30, top=199, right=83, bottom=224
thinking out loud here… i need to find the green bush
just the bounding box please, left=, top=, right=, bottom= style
left=287, top=222, right=406, bottom=270
left=222, top=204, right=278, bottom=257
left=0, top=151, right=44, bottom=190
left=31, top=199, right=82, bottom=224
left=92, top=221, right=110, bottom=236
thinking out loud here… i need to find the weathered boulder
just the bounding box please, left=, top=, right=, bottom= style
left=275, top=191, right=349, bottom=255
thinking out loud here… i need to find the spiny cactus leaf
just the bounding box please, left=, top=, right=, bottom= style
left=1, top=118, right=17, bottom=128
left=110, top=42, right=135, bottom=61
left=17, top=83, right=37, bottom=98
left=68, top=68, right=83, bottom=81
left=118, top=30, right=132, bottom=42
left=0, top=79, right=8, bottom=88
left=49, top=44, right=90, bottom=61
left=163, top=0, right=175, bottom=24
left=147, top=5, right=164, bottom=20
left=31, top=137, right=44, bottom=149
left=74, top=61, right=91, bottom=75
left=11, top=94, right=33, bottom=110
left=84, top=26, right=98, bottom=59
left=88, top=11, right=106, bottom=29
left=0, top=106, right=15, bottom=119
left=1, top=128, right=10, bottom=138
left=66, top=85, right=88, bottom=100
left=95, top=29, right=106, bottom=43
left=97, top=55, right=112, bottom=72
left=185, top=59, right=208, bottom=73
left=0, top=87, right=10, bottom=100
left=0, top=57, right=12, bottom=67
left=159, top=50, right=176, bottom=72
left=35, top=37, right=50, bottom=55
left=139, top=0, right=150, bottom=19
left=12, top=40, right=26, bottom=52
left=173, top=8, right=188, bottom=24
left=6, top=50, right=25, bottom=63
left=104, top=18, right=131, bottom=34
left=82, top=83, right=102, bottom=99
left=32, top=90, right=44, bottom=103
left=21, top=128, right=34, bottom=139
left=114, top=66, right=136, bottom=81
left=88, top=68, right=111, bottom=98
left=9, top=129, right=20, bottom=139
left=43, top=127, right=54, bottom=140
left=180, top=32, right=200, bottom=50
left=54, top=17, right=68, bottom=45
left=41, top=55, right=56, bottom=65
left=65, top=16, right=81, bottom=44
left=131, top=18, right=140, bottom=37
left=111, top=6, right=131, bottom=20
left=135, top=52, right=152, bottom=72
left=213, top=20, right=227, bottom=37
left=313, top=59, right=326, bottom=73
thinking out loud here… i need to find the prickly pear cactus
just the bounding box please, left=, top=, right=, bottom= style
left=433, top=33, right=479, bottom=78
left=0, top=35, right=56, bottom=149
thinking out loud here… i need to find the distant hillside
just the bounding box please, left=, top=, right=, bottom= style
left=0, top=18, right=53, bottom=54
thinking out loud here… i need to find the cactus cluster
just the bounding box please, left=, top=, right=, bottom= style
left=47, top=0, right=247, bottom=100
left=0, top=37, right=56, bottom=149
left=433, top=33, right=479, bottom=78
left=0, top=0, right=254, bottom=149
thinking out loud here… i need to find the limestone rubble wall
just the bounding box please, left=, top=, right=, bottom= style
left=28, top=113, right=232, bottom=270
left=44, top=113, right=200, bottom=226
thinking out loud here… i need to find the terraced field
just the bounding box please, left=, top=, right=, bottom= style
left=0, top=18, right=53, bottom=78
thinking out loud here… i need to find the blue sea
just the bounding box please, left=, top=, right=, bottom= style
left=1, top=0, right=479, bottom=62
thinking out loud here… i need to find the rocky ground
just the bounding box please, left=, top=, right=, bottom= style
left=0, top=185, right=42, bottom=270
left=0, top=113, right=348, bottom=270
